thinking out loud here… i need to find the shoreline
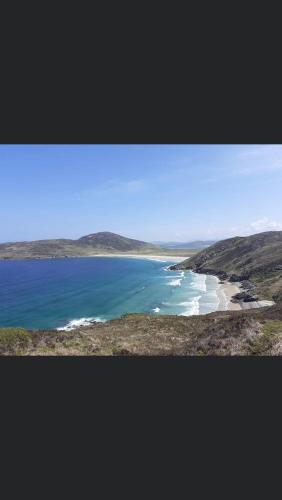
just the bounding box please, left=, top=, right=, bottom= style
left=87, top=253, right=187, bottom=262
left=0, top=254, right=189, bottom=263
left=217, top=280, right=242, bottom=311
left=217, top=279, right=275, bottom=311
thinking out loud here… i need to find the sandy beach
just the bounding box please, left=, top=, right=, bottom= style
left=88, top=254, right=187, bottom=262
left=217, top=281, right=242, bottom=311
left=89, top=256, right=243, bottom=312
left=218, top=281, right=275, bottom=311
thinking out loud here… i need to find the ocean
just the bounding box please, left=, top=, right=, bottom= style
left=0, top=257, right=222, bottom=330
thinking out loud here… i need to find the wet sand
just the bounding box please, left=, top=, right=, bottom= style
left=217, top=281, right=242, bottom=311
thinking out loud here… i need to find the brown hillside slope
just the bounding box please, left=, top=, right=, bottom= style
left=171, top=231, right=282, bottom=302
left=0, top=232, right=160, bottom=259
left=1, top=303, right=282, bottom=356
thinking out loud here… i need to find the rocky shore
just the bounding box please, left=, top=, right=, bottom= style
left=169, top=232, right=282, bottom=305
left=174, top=261, right=276, bottom=310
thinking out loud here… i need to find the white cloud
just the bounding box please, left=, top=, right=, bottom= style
left=204, top=145, right=282, bottom=182
left=233, top=145, right=282, bottom=176
left=250, top=217, right=282, bottom=232
left=237, top=145, right=282, bottom=159
left=234, top=160, right=282, bottom=176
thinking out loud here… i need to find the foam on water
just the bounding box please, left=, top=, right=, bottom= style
left=146, top=258, right=168, bottom=263
left=179, top=296, right=201, bottom=316
left=190, top=272, right=207, bottom=292
left=57, top=316, right=106, bottom=331
left=167, top=278, right=182, bottom=287
left=0, top=258, right=223, bottom=330
left=165, top=275, right=183, bottom=278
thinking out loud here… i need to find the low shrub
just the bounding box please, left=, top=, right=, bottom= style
left=0, top=328, right=32, bottom=354
left=249, top=321, right=282, bottom=355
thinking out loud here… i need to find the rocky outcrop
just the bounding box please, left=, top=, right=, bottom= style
left=232, top=292, right=258, bottom=303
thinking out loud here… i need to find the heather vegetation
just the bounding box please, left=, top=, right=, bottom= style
left=172, top=231, right=282, bottom=303
left=1, top=303, right=282, bottom=356
left=0, top=232, right=196, bottom=260
left=0, top=328, right=32, bottom=355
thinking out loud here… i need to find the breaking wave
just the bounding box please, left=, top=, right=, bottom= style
left=57, top=316, right=106, bottom=331
left=179, top=296, right=201, bottom=316
left=167, top=278, right=182, bottom=287
left=165, top=274, right=183, bottom=279
left=145, top=258, right=168, bottom=262
left=190, top=272, right=207, bottom=292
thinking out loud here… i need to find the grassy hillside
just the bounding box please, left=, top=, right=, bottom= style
left=0, top=231, right=199, bottom=260
left=171, top=231, right=282, bottom=302
left=1, top=302, right=282, bottom=356
left=77, top=232, right=158, bottom=252
left=0, top=232, right=167, bottom=259
left=1, top=230, right=281, bottom=356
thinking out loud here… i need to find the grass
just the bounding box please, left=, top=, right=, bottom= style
left=37, top=346, right=53, bottom=354
left=0, top=328, right=32, bottom=355
left=1, top=304, right=282, bottom=356
left=249, top=320, right=282, bottom=355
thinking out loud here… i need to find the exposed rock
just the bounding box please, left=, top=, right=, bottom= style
left=232, top=292, right=258, bottom=303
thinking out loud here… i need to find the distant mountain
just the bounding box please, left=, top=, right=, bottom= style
left=153, top=240, right=217, bottom=249
left=171, top=231, right=282, bottom=302
left=0, top=232, right=160, bottom=259
left=78, top=232, right=158, bottom=252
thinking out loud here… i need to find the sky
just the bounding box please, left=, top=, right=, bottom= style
left=0, top=144, right=282, bottom=243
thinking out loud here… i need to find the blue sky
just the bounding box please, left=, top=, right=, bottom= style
left=1, top=144, right=282, bottom=243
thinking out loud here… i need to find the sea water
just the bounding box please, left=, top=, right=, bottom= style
left=0, top=257, right=220, bottom=330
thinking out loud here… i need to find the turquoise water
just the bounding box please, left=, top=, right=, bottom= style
left=0, top=257, right=220, bottom=330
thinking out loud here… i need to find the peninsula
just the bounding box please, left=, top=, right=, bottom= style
left=0, top=231, right=197, bottom=260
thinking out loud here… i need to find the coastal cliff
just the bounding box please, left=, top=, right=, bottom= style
left=170, top=231, right=282, bottom=304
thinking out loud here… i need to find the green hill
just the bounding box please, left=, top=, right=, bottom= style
left=0, top=232, right=161, bottom=259
left=171, top=231, right=282, bottom=302
left=77, top=232, right=158, bottom=252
